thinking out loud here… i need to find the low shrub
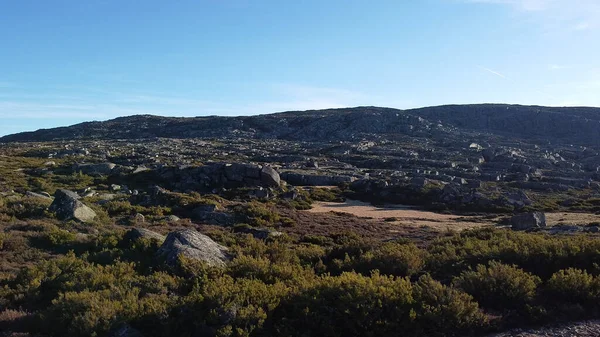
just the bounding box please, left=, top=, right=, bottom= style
left=452, top=261, right=541, bottom=310
left=545, top=268, right=600, bottom=308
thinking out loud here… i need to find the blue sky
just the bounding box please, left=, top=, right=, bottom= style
left=1, top=0, right=599, bottom=136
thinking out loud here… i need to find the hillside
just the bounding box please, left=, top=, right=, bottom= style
left=2, top=104, right=600, bottom=145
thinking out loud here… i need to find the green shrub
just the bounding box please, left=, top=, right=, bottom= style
left=308, top=187, right=345, bottom=202
left=427, top=227, right=600, bottom=280
left=174, top=275, right=289, bottom=337
left=413, top=275, right=487, bottom=336
left=546, top=268, right=600, bottom=307
left=228, top=255, right=313, bottom=284
left=269, top=272, right=416, bottom=337
left=44, top=229, right=77, bottom=247
left=452, top=261, right=541, bottom=310
left=333, top=242, right=426, bottom=277
left=234, top=201, right=281, bottom=227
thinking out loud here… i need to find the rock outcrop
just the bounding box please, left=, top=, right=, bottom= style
left=155, top=163, right=281, bottom=191
left=157, top=229, right=230, bottom=267
left=49, top=189, right=97, bottom=223
left=75, top=162, right=116, bottom=176
left=280, top=172, right=355, bottom=186
left=510, top=212, right=547, bottom=230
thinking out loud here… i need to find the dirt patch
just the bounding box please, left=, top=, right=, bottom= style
left=546, top=212, right=600, bottom=226
left=307, top=200, right=499, bottom=231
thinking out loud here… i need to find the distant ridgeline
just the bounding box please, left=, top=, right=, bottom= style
left=2, top=104, right=600, bottom=146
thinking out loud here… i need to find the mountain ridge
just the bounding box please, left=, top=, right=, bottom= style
left=2, top=104, right=600, bottom=145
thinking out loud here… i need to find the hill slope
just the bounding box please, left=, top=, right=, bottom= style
left=2, top=104, right=600, bottom=145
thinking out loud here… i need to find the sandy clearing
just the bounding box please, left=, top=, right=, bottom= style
left=307, top=200, right=498, bottom=231
left=307, top=200, right=600, bottom=231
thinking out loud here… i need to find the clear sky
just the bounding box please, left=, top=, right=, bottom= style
left=1, top=0, right=599, bottom=136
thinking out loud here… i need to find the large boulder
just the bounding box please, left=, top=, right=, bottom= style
left=260, top=166, right=281, bottom=187
left=157, top=229, right=230, bottom=267
left=49, top=189, right=97, bottom=223
left=510, top=212, right=546, bottom=230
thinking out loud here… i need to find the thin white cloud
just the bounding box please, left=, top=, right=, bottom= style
left=477, top=65, right=508, bottom=79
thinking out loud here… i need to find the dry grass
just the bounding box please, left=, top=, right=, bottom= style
left=545, top=212, right=600, bottom=226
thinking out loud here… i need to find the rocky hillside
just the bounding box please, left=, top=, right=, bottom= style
left=2, top=104, right=600, bottom=145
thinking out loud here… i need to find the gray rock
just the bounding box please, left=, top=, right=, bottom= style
left=260, top=165, right=281, bottom=187
left=25, top=191, right=53, bottom=200
left=281, top=172, right=354, bottom=186
left=109, top=324, right=144, bottom=337
left=49, top=189, right=97, bottom=223
left=76, top=162, right=116, bottom=176
left=164, top=214, right=181, bottom=222
left=132, top=213, right=145, bottom=223
left=248, top=187, right=270, bottom=199
left=124, top=228, right=166, bottom=243
left=96, top=193, right=117, bottom=201
left=237, top=227, right=284, bottom=240
left=192, top=205, right=234, bottom=226
left=585, top=226, right=600, bottom=233
left=511, top=212, right=546, bottom=230
left=157, top=229, right=230, bottom=267
left=132, top=166, right=150, bottom=174
left=282, top=189, right=299, bottom=200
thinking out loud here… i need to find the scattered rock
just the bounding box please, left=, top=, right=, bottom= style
left=510, top=212, right=546, bottom=230
left=192, top=205, right=234, bottom=226
left=76, top=162, right=116, bottom=176
left=25, top=191, right=52, bottom=200
left=49, top=189, right=97, bottom=223
left=281, top=172, right=355, bottom=186
left=236, top=227, right=284, bottom=240
left=123, top=228, right=166, bottom=243
left=164, top=215, right=181, bottom=222
left=248, top=187, right=270, bottom=199
left=157, top=229, right=230, bottom=267
left=132, top=213, right=145, bottom=223
left=109, top=324, right=144, bottom=337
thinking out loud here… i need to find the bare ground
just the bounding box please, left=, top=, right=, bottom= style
left=307, top=200, right=600, bottom=232
left=307, top=200, right=499, bottom=231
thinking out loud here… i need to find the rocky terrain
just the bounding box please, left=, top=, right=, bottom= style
left=1, top=104, right=600, bottom=337
left=2, top=104, right=600, bottom=145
